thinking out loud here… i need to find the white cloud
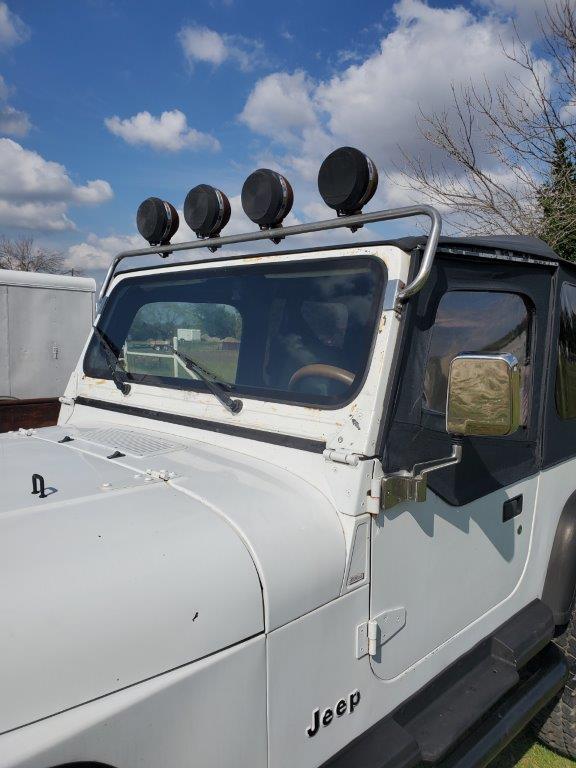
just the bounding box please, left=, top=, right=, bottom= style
left=477, top=0, right=548, bottom=38
left=178, top=26, right=228, bottom=66
left=0, top=74, right=30, bottom=136
left=66, top=232, right=143, bottom=271
left=0, top=104, right=29, bottom=135
left=239, top=0, right=548, bottom=208
left=0, top=2, right=29, bottom=51
left=0, top=139, right=112, bottom=231
left=561, top=101, right=576, bottom=124
left=178, top=24, right=267, bottom=72
left=240, top=71, right=318, bottom=144
left=105, top=109, right=220, bottom=152
left=0, top=201, right=74, bottom=232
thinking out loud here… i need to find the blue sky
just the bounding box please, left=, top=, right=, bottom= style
left=0, top=0, right=547, bottom=280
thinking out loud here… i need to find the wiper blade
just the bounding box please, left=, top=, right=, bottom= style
left=92, top=326, right=131, bottom=395
left=171, top=347, right=243, bottom=415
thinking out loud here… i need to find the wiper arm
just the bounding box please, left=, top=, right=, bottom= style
left=92, top=326, right=131, bottom=396
left=171, top=347, right=243, bottom=415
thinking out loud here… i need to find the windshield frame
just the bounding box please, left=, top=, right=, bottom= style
left=85, top=254, right=387, bottom=411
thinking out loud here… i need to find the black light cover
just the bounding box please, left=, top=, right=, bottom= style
left=184, top=184, right=231, bottom=238
left=241, top=169, right=293, bottom=228
left=136, top=197, right=179, bottom=245
left=318, top=147, right=378, bottom=215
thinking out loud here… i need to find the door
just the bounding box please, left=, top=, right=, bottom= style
left=370, top=258, right=553, bottom=680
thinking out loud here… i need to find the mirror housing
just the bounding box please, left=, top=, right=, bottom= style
left=446, top=353, right=521, bottom=437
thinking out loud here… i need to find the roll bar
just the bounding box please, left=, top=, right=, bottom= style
left=98, top=204, right=442, bottom=310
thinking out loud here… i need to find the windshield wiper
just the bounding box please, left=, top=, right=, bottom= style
left=92, top=326, right=131, bottom=396
left=170, top=347, right=243, bottom=414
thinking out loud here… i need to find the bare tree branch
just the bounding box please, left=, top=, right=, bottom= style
left=396, top=0, right=576, bottom=256
left=0, top=237, right=75, bottom=274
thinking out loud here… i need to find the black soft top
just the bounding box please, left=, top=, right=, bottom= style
left=388, top=234, right=561, bottom=262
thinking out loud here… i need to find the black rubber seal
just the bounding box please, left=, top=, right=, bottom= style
left=75, top=397, right=326, bottom=453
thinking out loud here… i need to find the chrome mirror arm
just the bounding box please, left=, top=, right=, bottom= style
left=412, top=443, right=462, bottom=478
left=379, top=443, right=462, bottom=512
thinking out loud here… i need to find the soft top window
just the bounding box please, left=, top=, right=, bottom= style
left=84, top=256, right=385, bottom=408
left=424, top=290, right=531, bottom=418
left=556, top=283, right=576, bottom=419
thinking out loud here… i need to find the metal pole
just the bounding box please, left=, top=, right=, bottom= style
left=98, top=204, right=442, bottom=308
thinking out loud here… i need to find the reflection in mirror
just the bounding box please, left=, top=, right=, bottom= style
left=446, top=353, right=521, bottom=437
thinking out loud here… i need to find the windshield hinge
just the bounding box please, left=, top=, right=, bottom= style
left=366, top=476, right=381, bottom=515
left=323, top=449, right=360, bottom=466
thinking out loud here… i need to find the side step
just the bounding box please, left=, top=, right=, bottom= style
left=322, top=601, right=568, bottom=768
left=441, top=644, right=567, bottom=768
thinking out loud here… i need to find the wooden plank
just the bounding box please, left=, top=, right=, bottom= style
left=0, top=398, right=60, bottom=433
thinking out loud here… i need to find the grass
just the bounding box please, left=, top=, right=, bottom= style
left=124, top=342, right=239, bottom=383
left=491, top=728, right=574, bottom=768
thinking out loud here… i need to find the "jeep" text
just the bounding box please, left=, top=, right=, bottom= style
left=306, top=690, right=361, bottom=737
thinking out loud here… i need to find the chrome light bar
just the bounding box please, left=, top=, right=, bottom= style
left=98, top=204, right=442, bottom=310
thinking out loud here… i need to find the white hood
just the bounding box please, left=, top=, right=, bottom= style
left=0, top=422, right=345, bottom=734
left=0, top=432, right=264, bottom=734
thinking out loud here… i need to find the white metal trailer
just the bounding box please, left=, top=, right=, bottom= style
left=0, top=269, right=95, bottom=401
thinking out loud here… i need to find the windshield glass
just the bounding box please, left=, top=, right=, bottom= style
left=84, top=256, right=386, bottom=408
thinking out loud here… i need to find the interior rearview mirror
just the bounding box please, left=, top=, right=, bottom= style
left=446, top=353, right=521, bottom=437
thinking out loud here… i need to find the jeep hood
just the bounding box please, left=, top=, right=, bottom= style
left=0, top=424, right=344, bottom=734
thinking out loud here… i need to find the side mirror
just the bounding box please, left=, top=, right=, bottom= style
left=446, top=353, right=521, bottom=437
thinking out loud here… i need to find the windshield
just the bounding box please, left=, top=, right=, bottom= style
left=84, top=256, right=386, bottom=408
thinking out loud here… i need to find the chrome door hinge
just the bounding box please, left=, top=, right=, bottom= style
left=356, top=607, right=407, bottom=658
left=379, top=444, right=462, bottom=512
left=323, top=449, right=360, bottom=466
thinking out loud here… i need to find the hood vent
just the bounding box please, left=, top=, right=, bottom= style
left=79, top=427, right=183, bottom=457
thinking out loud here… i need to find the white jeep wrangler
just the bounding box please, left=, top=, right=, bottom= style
left=1, top=148, right=575, bottom=768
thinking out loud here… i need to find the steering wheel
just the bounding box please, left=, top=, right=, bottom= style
left=288, top=364, right=355, bottom=389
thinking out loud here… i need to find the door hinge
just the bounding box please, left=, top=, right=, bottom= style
left=378, top=444, right=462, bottom=512
left=356, top=607, right=407, bottom=658
left=323, top=449, right=360, bottom=466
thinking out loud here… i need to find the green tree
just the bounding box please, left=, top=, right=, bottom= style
left=539, top=138, right=576, bottom=261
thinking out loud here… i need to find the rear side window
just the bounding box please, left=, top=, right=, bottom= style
left=424, top=290, right=531, bottom=416
left=556, top=283, right=576, bottom=419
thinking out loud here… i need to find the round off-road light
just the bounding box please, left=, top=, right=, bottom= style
left=318, top=147, right=378, bottom=216
left=136, top=197, right=179, bottom=245
left=241, top=169, right=293, bottom=228
left=184, top=184, right=231, bottom=239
